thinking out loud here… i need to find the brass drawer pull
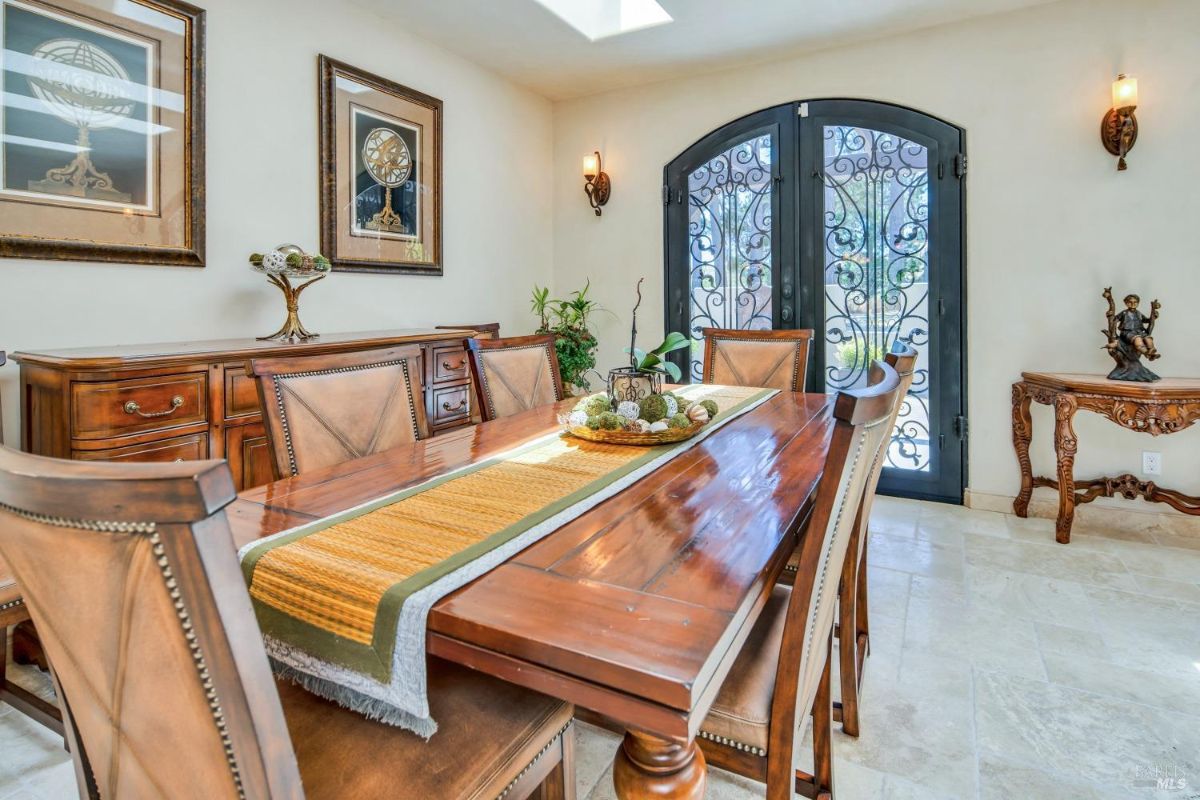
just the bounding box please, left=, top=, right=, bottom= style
left=442, top=397, right=468, bottom=412
left=441, top=359, right=467, bottom=371
left=124, top=395, right=184, bottom=418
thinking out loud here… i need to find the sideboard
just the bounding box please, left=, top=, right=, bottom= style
left=13, top=328, right=480, bottom=491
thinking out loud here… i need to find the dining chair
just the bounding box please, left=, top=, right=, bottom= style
left=835, top=342, right=918, bottom=737
left=701, top=328, right=815, bottom=392
left=697, top=361, right=902, bottom=799
left=436, top=322, right=501, bottom=340
left=466, top=334, right=565, bottom=422
left=0, top=447, right=576, bottom=800
left=248, top=345, right=430, bottom=478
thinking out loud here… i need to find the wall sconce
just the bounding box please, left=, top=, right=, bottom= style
left=1101, top=74, right=1138, bottom=171
left=582, top=151, right=611, bottom=216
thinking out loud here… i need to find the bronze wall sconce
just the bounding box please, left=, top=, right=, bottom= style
left=582, top=151, right=611, bottom=216
left=1101, top=74, right=1138, bottom=171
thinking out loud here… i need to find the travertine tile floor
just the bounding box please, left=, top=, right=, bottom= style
left=2, top=498, right=1198, bottom=799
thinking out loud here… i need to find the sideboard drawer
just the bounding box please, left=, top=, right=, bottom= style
left=224, top=364, right=262, bottom=419
left=72, top=373, right=208, bottom=439
left=429, top=343, right=470, bottom=385
left=430, top=382, right=471, bottom=427
left=74, top=433, right=208, bottom=463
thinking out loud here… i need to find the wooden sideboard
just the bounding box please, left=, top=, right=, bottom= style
left=13, top=328, right=480, bottom=491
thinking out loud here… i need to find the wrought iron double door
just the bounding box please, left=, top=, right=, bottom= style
left=664, top=99, right=965, bottom=502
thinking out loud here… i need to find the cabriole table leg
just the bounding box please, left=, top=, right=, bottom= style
left=613, top=729, right=707, bottom=799
left=1012, top=382, right=1034, bottom=517
left=1052, top=393, right=1079, bottom=543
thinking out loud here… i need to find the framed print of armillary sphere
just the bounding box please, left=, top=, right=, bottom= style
left=0, top=0, right=205, bottom=266
left=318, top=55, right=442, bottom=275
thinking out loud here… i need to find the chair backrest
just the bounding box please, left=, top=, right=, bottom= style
left=765, top=361, right=900, bottom=782
left=466, top=334, right=565, bottom=422
left=701, top=328, right=814, bottom=392
left=846, top=342, right=919, bottom=573
left=436, top=323, right=500, bottom=340
left=0, top=449, right=303, bottom=799
left=249, top=345, right=429, bottom=478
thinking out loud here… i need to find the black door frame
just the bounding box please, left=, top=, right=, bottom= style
left=663, top=98, right=967, bottom=503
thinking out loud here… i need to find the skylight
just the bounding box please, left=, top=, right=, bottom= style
left=532, top=0, right=672, bottom=41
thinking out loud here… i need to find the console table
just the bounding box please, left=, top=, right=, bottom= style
left=1012, top=372, right=1200, bottom=543
left=13, top=328, right=481, bottom=492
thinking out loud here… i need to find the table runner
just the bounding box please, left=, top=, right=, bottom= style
left=239, top=384, right=777, bottom=735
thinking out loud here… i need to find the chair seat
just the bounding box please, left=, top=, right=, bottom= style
left=700, top=584, right=791, bottom=755
left=0, top=554, right=27, bottom=626
left=279, top=658, right=572, bottom=800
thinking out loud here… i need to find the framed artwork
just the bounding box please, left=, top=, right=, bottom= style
left=0, top=0, right=205, bottom=266
left=318, top=55, right=442, bottom=275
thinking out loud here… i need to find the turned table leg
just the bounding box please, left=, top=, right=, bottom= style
left=1052, top=394, right=1079, bottom=544
left=1012, top=382, right=1034, bottom=517
left=613, top=729, right=706, bottom=799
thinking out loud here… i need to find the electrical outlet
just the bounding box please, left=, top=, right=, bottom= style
left=1142, top=451, right=1162, bottom=475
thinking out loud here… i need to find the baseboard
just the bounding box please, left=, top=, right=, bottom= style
left=965, top=488, right=1200, bottom=535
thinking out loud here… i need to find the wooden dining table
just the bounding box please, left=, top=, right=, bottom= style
left=227, top=390, right=836, bottom=799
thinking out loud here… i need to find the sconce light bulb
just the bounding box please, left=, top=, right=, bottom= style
left=1112, top=74, right=1138, bottom=110
left=583, top=152, right=599, bottom=180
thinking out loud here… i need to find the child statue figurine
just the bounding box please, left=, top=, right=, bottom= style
left=1102, top=287, right=1161, bottom=382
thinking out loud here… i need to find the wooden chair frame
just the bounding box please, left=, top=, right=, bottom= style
left=465, top=334, right=565, bottom=423
left=248, top=345, right=430, bottom=479
left=435, top=323, right=500, bottom=340
left=701, top=328, right=815, bottom=392
left=699, top=363, right=901, bottom=799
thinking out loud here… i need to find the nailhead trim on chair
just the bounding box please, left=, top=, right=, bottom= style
left=495, top=719, right=572, bottom=800
left=698, top=729, right=767, bottom=757
left=0, top=501, right=156, bottom=534
left=148, top=531, right=246, bottom=800
left=272, top=358, right=420, bottom=477
left=0, top=597, right=24, bottom=612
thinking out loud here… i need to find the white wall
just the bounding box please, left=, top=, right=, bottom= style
left=551, top=0, right=1200, bottom=501
left=0, top=0, right=554, bottom=441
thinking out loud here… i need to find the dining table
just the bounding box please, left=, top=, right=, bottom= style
left=227, top=389, right=836, bottom=799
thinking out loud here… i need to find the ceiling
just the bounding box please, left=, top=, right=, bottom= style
left=355, top=0, right=1064, bottom=101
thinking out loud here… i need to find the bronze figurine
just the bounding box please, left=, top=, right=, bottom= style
left=1103, top=287, right=1161, bottom=382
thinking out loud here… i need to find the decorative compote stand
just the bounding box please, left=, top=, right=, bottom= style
left=250, top=244, right=332, bottom=341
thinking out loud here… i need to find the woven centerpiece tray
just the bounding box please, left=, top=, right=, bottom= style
left=563, top=420, right=707, bottom=446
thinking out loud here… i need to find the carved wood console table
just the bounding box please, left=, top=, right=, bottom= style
left=1012, top=372, right=1200, bottom=543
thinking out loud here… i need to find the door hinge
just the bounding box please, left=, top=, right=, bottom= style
left=954, top=153, right=967, bottom=178
left=955, top=415, right=969, bottom=439
left=662, top=185, right=670, bottom=206
left=798, top=102, right=809, bottom=117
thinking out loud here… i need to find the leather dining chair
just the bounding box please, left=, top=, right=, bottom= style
left=466, top=334, right=565, bottom=422
left=0, top=349, right=63, bottom=735
left=248, top=345, right=430, bottom=479
left=701, top=328, right=815, bottom=392
left=835, top=342, right=918, bottom=737
left=0, top=448, right=576, bottom=800
left=696, top=362, right=902, bottom=799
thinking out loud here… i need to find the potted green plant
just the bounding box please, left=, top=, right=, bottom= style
left=531, top=282, right=602, bottom=393
left=609, top=278, right=690, bottom=403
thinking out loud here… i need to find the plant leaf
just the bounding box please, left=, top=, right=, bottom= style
left=661, top=361, right=682, bottom=381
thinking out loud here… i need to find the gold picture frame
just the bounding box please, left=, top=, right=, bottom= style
left=318, top=55, right=442, bottom=275
left=0, top=0, right=205, bottom=266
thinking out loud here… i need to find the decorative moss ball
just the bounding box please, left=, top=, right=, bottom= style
left=699, top=399, right=719, bottom=419
left=585, top=415, right=603, bottom=430
left=638, top=394, right=669, bottom=423
left=580, top=394, right=612, bottom=417
left=596, top=412, right=624, bottom=430
left=667, top=413, right=691, bottom=429
left=675, top=397, right=693, bottom=413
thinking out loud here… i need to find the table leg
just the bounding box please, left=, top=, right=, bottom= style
left=1012, top=382, right=1034, bottom=517
left=1053, top=394, right=1078, bottom=544
left=612, top=729, right=706, bottom=799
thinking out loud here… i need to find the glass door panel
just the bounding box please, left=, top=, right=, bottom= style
left=820, top=125, right=932, bottom=473
left=685, top=134, right=774, bottom=381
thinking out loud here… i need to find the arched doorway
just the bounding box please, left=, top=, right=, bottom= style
left=663, top=99, right=966, bottom=502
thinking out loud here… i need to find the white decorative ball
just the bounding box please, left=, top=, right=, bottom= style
left=649, top=420, right=669, bottom=433
left=664, top=396, right=679, bottom=417
left=616, top=401, right=640, bottom=420
left=636, top=419, right=652, bottom=432
left=567, top=410, right=588, bottom=427
left=261, top=250, right=288, bottom=274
